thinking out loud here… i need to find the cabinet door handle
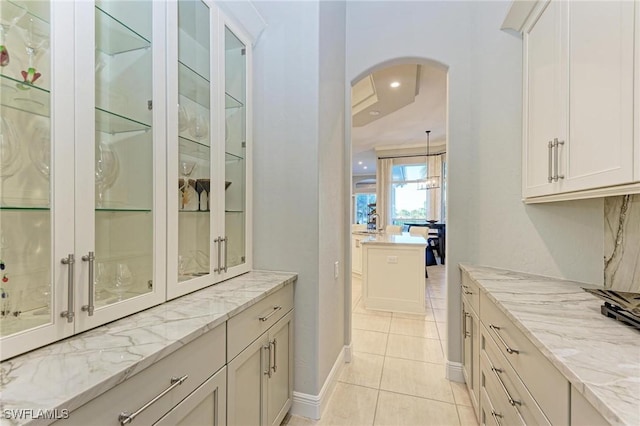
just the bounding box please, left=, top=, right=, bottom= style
left=263, top=343, right=272, bottom=378
left=272, top=338, right=277, bottom=373
left=464, top=312, right=471, bottom=337
left=118, top=375, right=188, bottom=425
left=259, top=306, right=282, bottom=322
left=547, top=140, right=553, bottom=183
left=81, top=251, right=95, bottom=316
left=462, top=308, right=467, bottom=337
left=491, top=367, right=522, bottom=407
left=489, top=325, right=519, bottom=354
left=60, top=254, right=75, bottom=323
left=554, top=139, right=565, bottom=181
left=491, top=410, right=503, bottom=426
left=214, top=237, right=222, bottom=273
left=223, top=236, right=228, bottom=273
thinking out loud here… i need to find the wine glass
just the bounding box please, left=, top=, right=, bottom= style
left=179, top=160, right=196, bottom=209
left=94, top=262, right=108, bottom=302
left=28, top=124, right=50, bottom=179
left=178, top=104, right=191, bottom=133
left=189, top=113, right=208, bottom=140
left=0, top=116, right=20, bottom=178
left=95, top=142, right=119, bottom=207
left=113, top=263, right=133, bottom=301
left=0, top=5, right=27, bottom=67
left=17, top=17, right=49, bottom=88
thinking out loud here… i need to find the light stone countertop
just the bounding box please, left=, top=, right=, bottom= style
left=460, top=264, right=640, bottom=426
left=360, top=232, right=427, bottom=246
left=0, top=270, right=297, bottom=426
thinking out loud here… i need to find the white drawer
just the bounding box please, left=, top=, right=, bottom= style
left=570, top=385, right=609, bottom=426
left=227, top=284, right=294, bottom=361
left=480, top=292, right=569, bottom=426
left=60, top=324, right=226, bottom=426
left=480, top=355, right=525, bottom=426
left=479, top=384, right=503, bottom=426
left=480, top=323, right=551, bottom=426
left=461, top=269, right=480, bottom=314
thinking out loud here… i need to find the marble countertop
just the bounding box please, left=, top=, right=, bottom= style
left=0, top=270, right=297, bottom=426
left=361, top=232, right=426, bottom=246
left=460, top=264, right=640, bottom=426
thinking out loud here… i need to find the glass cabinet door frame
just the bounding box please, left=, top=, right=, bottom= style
left=73, top=0, right=167, bottom=331
left=215, top=11, right=252, bottom=281
left=0, top=1, right=76, bottom=361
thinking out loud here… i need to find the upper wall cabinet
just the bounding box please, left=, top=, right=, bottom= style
left=0, top=0, right=167, bottom=360
left=520, top=0, right=639, bottom=202
left=166, top=0, right=252, bottom=300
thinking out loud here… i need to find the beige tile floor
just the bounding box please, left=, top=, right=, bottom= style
left=284, top=265, right=479, bottom=426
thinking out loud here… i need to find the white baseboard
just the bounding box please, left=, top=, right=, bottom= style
left=291, top=345, right=346, bottom=420
left=446, top=360, right=465, bottom=383
left=344, top=343, right=352, bottom=363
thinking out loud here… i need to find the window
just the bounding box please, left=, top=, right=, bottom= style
left=389, top=161, right=442, bottom=226
left=354, top=193, right=376, bottom=224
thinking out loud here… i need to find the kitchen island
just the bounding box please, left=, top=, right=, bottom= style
left=361, top=233, right=427, bottom=314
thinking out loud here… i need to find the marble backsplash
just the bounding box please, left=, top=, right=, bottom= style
left=604, top=195, right=640, bottom=291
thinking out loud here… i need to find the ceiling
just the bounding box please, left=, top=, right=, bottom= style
left=351, top=63, right=447, bottom=176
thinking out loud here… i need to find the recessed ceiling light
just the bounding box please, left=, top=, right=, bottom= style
left=369, top=110, right=380, bottom=116
left=363, top=166, right=368, bottom=169
left=390, top=81, right=400, bottom=88
left=358, top=161, right=363, bottom=165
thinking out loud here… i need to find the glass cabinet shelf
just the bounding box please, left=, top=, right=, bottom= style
left=95, top=207, right=152, bottom=213
left=0, top=206, right=50, bottom=211
left=178, top=61, right=210, bottom=109
left=225, top=210, right=244, bottom=214
left=179, top=137, right=210, bottom=161
left=95, top=6, right=150, bottom=56
left=225, top=151, right=244, bottom=163
left=1, top=74, right=50, bottom=117
left=2, top=0, right=50, bottom=26
left=225, top=92, right=244, bottom=109
left=96, top=107, right=151, bottom=135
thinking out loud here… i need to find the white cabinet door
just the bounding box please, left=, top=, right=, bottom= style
left=227, top=332, right=269, bottom=426
left=154, top=367, right=227, bottom=426
left=560, top=0, right=635, bottom=192
left=523, top=0, right=565, bottom=198
left=267, top=312, right=293, bottom=426
left=352, top=236, right=362, bottom=275
left=462, top=299, right=479, bottom=417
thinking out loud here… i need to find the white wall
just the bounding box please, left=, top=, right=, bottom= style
left=317, top=0, right=346, bottom=387
left=345, top=0, right=604, bottom=369
left=251, top=1, right=321, bottom=396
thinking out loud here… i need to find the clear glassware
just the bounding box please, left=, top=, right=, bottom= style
left=189, top=113, right=208, bottom=140
left=112, top=263, right=133, bottom=301
left=0, top=116, right=20, bottom=178
left=28, top=124, right=50, bottom=179
left=179, top=160, right=196, bottom=209
left=0, top=6, right=27, bottom=67
left=94, top=262, right=108, bottom=301
left=17, top=17, right=49, bottom=88
left=178, top=104, right=191, bottom=133
left=95, top=142, right=119, bottom=207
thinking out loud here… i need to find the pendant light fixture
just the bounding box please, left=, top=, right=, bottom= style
left=418, top=130, right=440, bottom=190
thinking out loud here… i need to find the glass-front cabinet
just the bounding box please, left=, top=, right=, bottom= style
left=167, top=2, right=251, bottom=299
left=0, top=0, right=167, bottom=360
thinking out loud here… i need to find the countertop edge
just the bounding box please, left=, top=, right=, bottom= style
left=458, top=263, right=632, bottom=426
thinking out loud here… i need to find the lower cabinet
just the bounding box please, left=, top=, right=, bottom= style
left=154, top=367, right=227, bottom=426
left=462, top=297, right=480, bottom=417
left=228, top=310, right=294, bottom=426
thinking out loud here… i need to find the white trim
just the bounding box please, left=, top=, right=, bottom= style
left=501, top=0, right=539, bottom=34
left=524, top=181, right=640, bottom=204
left=290, top=346, right=346, bottom=420
left=446, top=361, right=465, bottom=383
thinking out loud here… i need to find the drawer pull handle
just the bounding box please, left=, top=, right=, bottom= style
left=118, top=375, right=188, bottom=425
left=489, top=325, right=519, bottom=354
left=272, top=338, right=278, bottom=373
left=491, top=410, right=503, bottom=426
left=259, top=306, right=282, bottom=322
left=461, top=284, right=473, bottom=295
left=491, top=367, right=522, bottom=407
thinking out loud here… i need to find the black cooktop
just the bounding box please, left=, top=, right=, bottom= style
left=583, top=288, right=640, bottom=330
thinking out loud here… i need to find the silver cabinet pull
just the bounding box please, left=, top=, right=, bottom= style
left=464, top=312, right=471, bottom=338
left=462, top=308, right=467, bottom=337
left=222, top=236, right=228, bottom=272
left=118, top=375, right=188, bottom=425
left=489, top=325, right=519, bottom=354
left=263, top=343, right=272, bottom=378
left=555, top=139, right=565, bottom=180
left=547, top=140, right=553, bottom=183
left=60, top=254, right=75, bottom=323
left=259, top=306, right=282, bottom=322
left=81, top=251, right=95, bottom=316
left=491, top=410, right=503, bottom=426
left=491, top=366, right=522, bottom=407
left=272, top=338, right=277, bottom=373
left=214, top=237, right=222, bottom=273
